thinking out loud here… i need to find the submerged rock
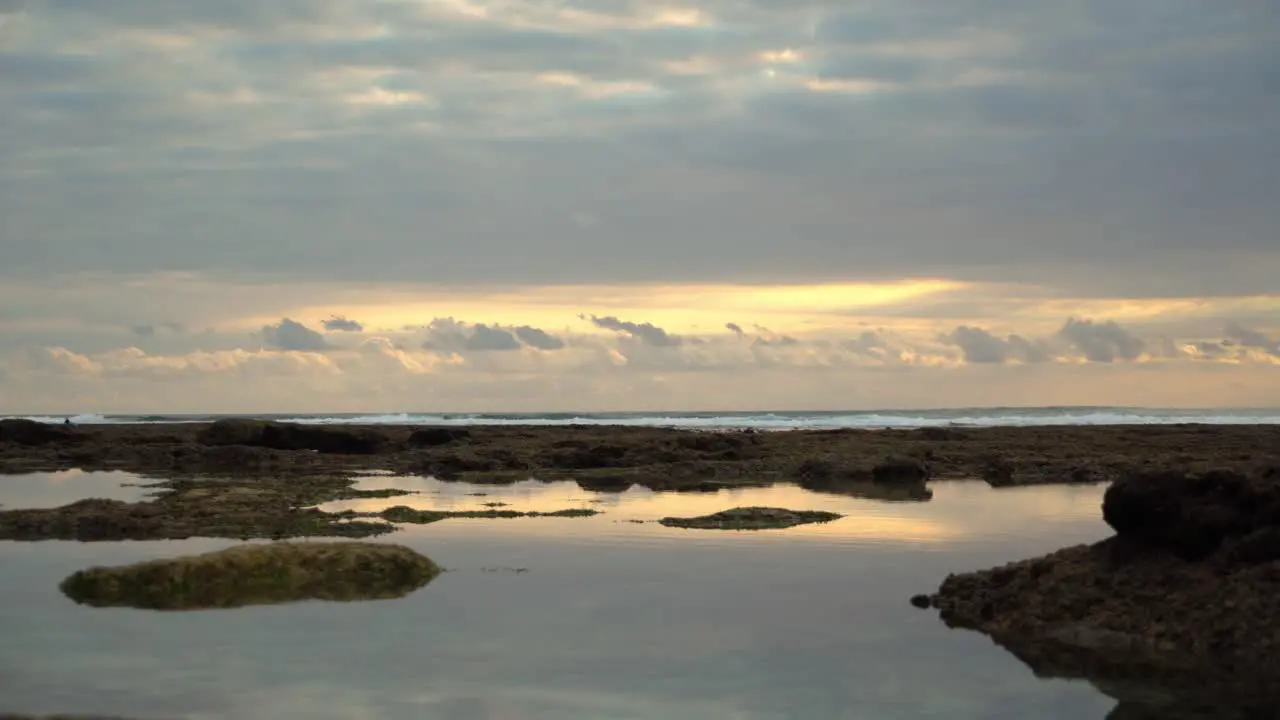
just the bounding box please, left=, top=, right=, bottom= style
left=930, top=468, right=1280, bottom=682
left=380, top=505, right=598, bottom=524
left=60, top=541, right=441, bottom=610
left=659, top=506, right=842, bottom=530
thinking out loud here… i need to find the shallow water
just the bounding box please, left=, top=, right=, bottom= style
left=0, top=476, right=1122, bottom=719
left=0, top=469, right=157, bottom=509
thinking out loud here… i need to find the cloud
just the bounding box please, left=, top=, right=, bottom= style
left=514, top=325, right=566, bottom=350
left=261, top=318, right=328, bottom=351
left=725, top=322, right=744, bottom=337
left=945, top=326, right=1053, bottom=364
left=946, top=326, right=1009, bottom=364
left=467, top=323, right=521, bottom=351
left=585, top=314, right=681, bottom=347
left=1058, top=318, right=1146, bottom=363
left=420, top=318, right=559, bottom=353
left=1225, top=322, right=1279, bottom=355
left=0, top=0, right=1275, bottom=300
left=322, top=315, right=363, bottom=332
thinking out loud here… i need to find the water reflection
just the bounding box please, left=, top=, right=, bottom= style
left=0, top=481, right=1131, bottom=719
left=0, top=470, right=156, bottom=509
left=321, top=476, right=1103, bottom=548
left=990, top=633, right=1280, bottom=719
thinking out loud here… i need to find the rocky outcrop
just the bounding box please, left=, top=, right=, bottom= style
left=60, top=541, right=440, bottom=610
left=0, top=418, right=85, bottom=446
left=659, top=506, right=843, bottom=530
left=1100, top=468, right=1280, bottom=560
left=197, top=419, right=385, bottom=454
left=929, top=468, right=1280, bottom=680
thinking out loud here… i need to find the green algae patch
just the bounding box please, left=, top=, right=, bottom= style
left=59, top=541, right=441, bottom=611
left=380, top=505, right=599, bottom=524
left=658, top=506, right=843, bottom=530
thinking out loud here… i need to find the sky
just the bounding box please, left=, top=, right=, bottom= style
left=1, top=0, right=1278, bottom=413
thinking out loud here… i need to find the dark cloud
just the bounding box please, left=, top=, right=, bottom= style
left=844, top=331, right=887, bottom=355
left=0, top=0, right=1275, bottom=298
left=467, top=324, right=521, bottom=352
left=725, top=322, right=744, bottom=337
left=1058, top=318, right=1145, bottom=363
left=131, top=325, right=156, bottom=338
left=1225, top=323, right=1280, bottom=355
left=322, top=315, right=364, bottom=332
left=1190, top=341, right=1229, bottom=359
left=946, top=326, right=1053, bottom=364
left=261, top=318, right=328, bottom=351
left=585, top=315, right=681, bottom=347
left=514, top=325, right=565, bottom=351
left=1007, top=334, right=1053, bottom=364
left=420, top=319, right=538, bottom=353
left=946, top=326, right=1010, bottom=364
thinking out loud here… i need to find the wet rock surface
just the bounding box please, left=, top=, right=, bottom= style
left=60, top=541, right=441, bottom=611
left=659, top=506, right=843, bottom=530
left=929, top=467, right=1280, bottom=700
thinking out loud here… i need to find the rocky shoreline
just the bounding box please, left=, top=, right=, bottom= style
left=926, top=466, right=1280, bottom=716
left=2, top=418, right=1278, bottom=543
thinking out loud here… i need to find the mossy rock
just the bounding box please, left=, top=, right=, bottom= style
left=659, top=506, right=843, bottom=530
left=59, top=541, right=440, bottom=610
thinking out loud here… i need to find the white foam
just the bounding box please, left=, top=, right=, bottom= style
left=6, top=409, right=1279, bottom=429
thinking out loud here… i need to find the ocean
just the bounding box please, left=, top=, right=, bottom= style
left=10, top=406, right=1280, bottom=429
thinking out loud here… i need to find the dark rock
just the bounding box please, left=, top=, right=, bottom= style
left=575, top=476, right=635, bottom=493
left=981, top=455, right=1017, bottom=486
left=914, top=427, right=966, bottom=441
left=407, top=427, right=471, bottom=447
left=909, top=594, right=932, bottom=609
left=198, top=419, right=385, bottom=455
left=548, top=443, right=630, bottom=469
left=871, top=457, right=929, bottom=484
left=0, top=418, right=85, bottom=446
left=1102, top=469, right=1280, bottom=560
